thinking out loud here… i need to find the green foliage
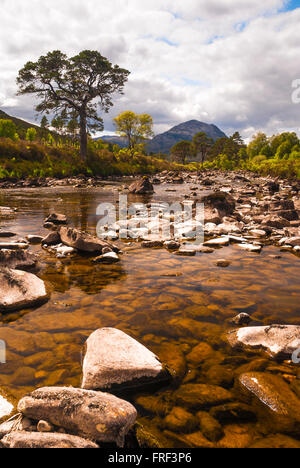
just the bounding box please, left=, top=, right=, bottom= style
left=170, top=140, right=193, bottom=164
left=0, top=120, right=19, bottom=141
left=17, top=49, right=130, bottom=160
left=114, top=111, right=154, bottom=150
left=206, top=130, right=300, bottom=179
left=26, top=127, right=37, bottom=142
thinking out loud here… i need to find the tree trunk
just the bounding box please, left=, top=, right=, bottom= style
left=80, top=111, right=87, bottom=160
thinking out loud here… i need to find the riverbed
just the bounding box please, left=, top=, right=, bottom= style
left=0, top=181, right=300, bottom=448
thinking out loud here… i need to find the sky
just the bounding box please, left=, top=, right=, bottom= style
left=0, top=0, right=300, bottom=140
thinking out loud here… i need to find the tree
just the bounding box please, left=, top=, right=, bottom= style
left=192, top=132, right=214, bottom=164
left=171, top=141, right=192, bottom=164
left=0, top=120, right=18, bottom=141
left=17, top=50, right=130, bottom=160
left=26, top=128, right=37, bottom=142
left=41, top=116, right=49, bottom=129
left=114, top=111, right=154, bottom=150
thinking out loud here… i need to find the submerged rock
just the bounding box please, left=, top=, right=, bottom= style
left=196, top=411, right=224, bottom=442
left=229, top=313, right=252, bottom=326
left=129, top=178, right=154, bottom=194
left=60, top=227, right=118, bottom=254
left=0, top=268, right=48, bottom=312
left=228, top=325, right=300, bottom=359
left=18, top=387, right=137, bottom=447
left=237, top=372, right=300, bottom=433
left=82, top=328, right=168, bottom=391
left=175, top=384, right=233, bottom=409
left=250, top=434, right=300, bottom=449
left=2, top=432, right=99, bottom=449
left=0, top=249, right=37, bottom=271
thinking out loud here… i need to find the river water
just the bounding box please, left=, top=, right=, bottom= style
left=0, top=182, right=300, bottom=448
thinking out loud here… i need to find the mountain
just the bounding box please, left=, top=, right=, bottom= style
left=96, top=135, right=128, bottom=148
left=98, top=120, right=227, bottom=155
left=0, top=109, right=43, bottom=139
left=147, top=120, right=227, bottom=154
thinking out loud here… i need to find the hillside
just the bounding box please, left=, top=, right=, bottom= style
left=99, top=120, right=227, bottom=155
left=0, top=109, right=45, bottom=140
left=147, top=120, right=227, bottom=154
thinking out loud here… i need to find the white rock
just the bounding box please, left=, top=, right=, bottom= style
left=82, top=328, right=167, bottom=391
left=237, top=243, right=262, bottom=253
left=228, top=325, right=300, bottom=359
left=204, top=237, right=230, bottom=247
left=0, top=395, right=13, bottom=420
left=0, top=268, right=48, bottom=312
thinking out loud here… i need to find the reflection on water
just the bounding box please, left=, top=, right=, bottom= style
left=0, top=185, right=300, bottom=447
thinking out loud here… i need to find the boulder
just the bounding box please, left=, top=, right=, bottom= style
left=200, top=191, right=236, bottom=218
left=262, top=215, right=290, bottom=229
left=0, top=249, right=37, bottom=271
left=60, top=227, right=118, bottom=254
left=2, top=432, right=99, bottom=449
left=237, top=372, right=300, bottom=433
left=44, top=213, right=67, bottom=225
left=0, top=268, right=48, bottom=312
left=227, top=325, right=300, bottom=359
left=41, top=231, right=61, bottom=246
left=18, top=387, right=137, bottom=447
left=129, top=178, right=154, bottom=194
left=81, top=328, right=168, bottom=391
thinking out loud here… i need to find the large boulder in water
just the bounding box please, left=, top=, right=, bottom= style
left=200, top=191, right=236, bottom=218
left=0, top=268, right=48, bottom=312
left=227, top=324, right=300, bottom=360
left=2, top=432, right=99, bottom=449
left=18, top=387, right=137, bottom=447
left=59, top=227, right=118, bottom=254
left=129, top=177, right=154, bottom=194
left=81, top=328, right=169, bottom=391
left=0, top=249, right=37, bottom=271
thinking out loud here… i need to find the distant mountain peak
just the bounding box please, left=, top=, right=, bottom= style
left=147, top=120, right=227, bottom=154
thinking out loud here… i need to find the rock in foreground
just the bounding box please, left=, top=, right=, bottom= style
left=82, top=328, right=168, bottom=391
left=228, top=325, right=300, bottom=359
left=18, top=387, right=137, bottom=447
left=0, top=268, right=48, bottom=312
left=2, top=432, right=99, bottom=449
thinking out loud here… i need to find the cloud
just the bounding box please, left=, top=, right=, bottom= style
left=0, top=0, right=299, bottom=140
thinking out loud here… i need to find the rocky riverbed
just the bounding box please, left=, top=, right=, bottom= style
left=0, top=170, right=300, bottom=448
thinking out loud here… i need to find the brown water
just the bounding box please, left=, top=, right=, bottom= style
left=0, top=183, right=300, bottom=448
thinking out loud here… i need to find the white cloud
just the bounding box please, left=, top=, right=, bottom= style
left=0, top=0, right=299, bottom=140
